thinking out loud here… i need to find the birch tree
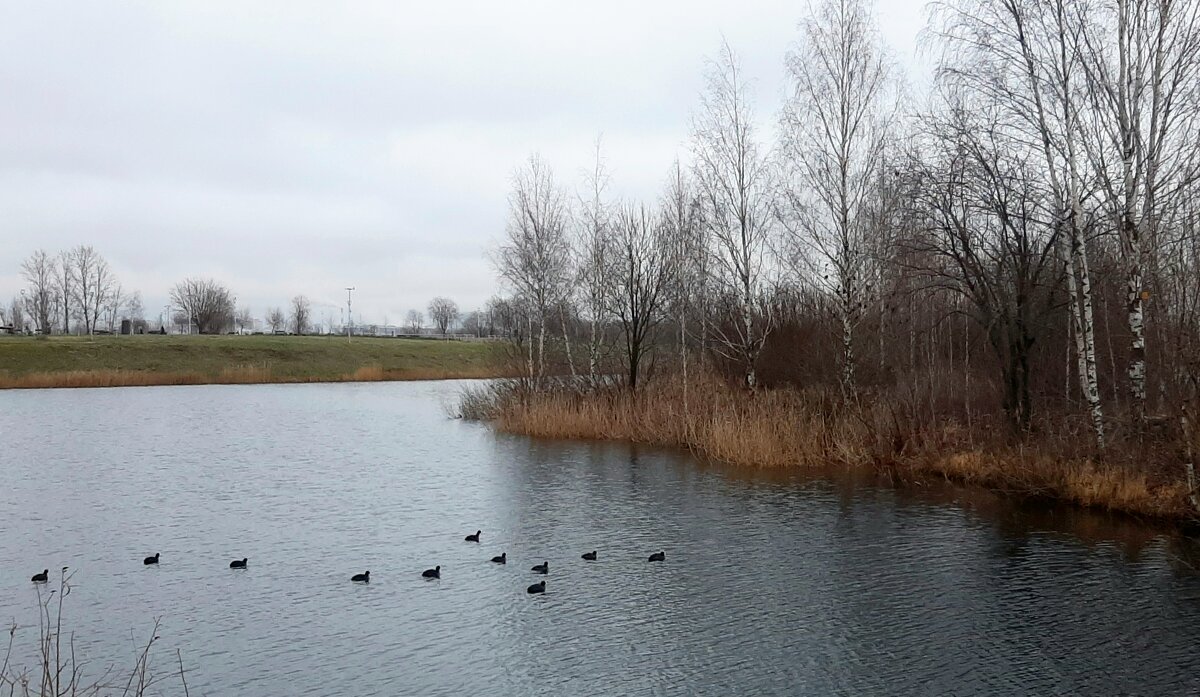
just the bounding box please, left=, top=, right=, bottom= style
left=1077, top=0, right=1200, bottom=420
left=691, top=42, right=774, bottom=390
left=779, top=0, right=896, bottom=401
left=496, top=155, right=573, bottom=383
left=661, top=159, right=707, bottom=391
left=102, top=283, right=125, bottom=333
left=936, top=0, right=1107, bottom=445
left=576, top=139, right=615, bottom=386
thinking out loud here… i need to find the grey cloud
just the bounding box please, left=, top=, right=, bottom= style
left=0, top=0, right=928, bottom=322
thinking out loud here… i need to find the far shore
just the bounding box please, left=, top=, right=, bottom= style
left=0, top=334, right=510, bottom=390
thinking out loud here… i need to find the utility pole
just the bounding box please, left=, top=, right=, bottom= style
left=345, top=287, right=355, bottom=342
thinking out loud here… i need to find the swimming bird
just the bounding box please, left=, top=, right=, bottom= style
left=581, top=551, right=597, bottom=561
left=648, top=551, right=665, bottom=562
left=31, top=569, right=48, bottom=583
left=531, top=561, right=548, bottom=574
left=422, top=566, right=441, bottom=579
left=527, top=581, right=546, bottom=594
left=229, top=558, right=247, bottom=569
left=351, top=571, right=370, bottom=583
left=143, top=553, right=160, bottom=565
left=491, top=552, right=507, bottom=564
left=465, top=530, right=481, bottom=542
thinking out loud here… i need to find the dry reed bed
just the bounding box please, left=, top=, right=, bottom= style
left=487, top=378, right=1193, bottom=521
left=0, top=364, right=506, bottom=390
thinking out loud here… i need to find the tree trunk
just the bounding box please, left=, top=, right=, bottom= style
left=1065, top=231, right=1106, bottom=447
left=742, top=293, right=756, bottom=390
left=1002, top=336, right=1033, bottom=433
left=628, top=342, right=639, bottom=391
left=588, top=317, right=599, bottom=388
left=526, top=314, right=535, bottom=383
left=680, top=311, right=689, bottom=422
left=560, top=306, right=577, bottom=383
left=537, top=315, right=546, bottom=383
left=841, top=292, right=856, bottom=403
left=1127, top=254, right=1147, bottom=421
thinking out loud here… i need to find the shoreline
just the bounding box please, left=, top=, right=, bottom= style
left=467, top=379, right=1198, bottom=524
left=0, top=366, right=513, bottom=390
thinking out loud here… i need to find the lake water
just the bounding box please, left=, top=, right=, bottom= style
left=2, top=381, right=1199, bottom=695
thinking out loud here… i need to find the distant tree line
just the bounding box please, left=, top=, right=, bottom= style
left=10, top=249, right=481, bottom=340
left=9, top=246, right=142, bottom=335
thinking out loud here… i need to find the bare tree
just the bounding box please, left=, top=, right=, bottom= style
left=9, top=296, right=25, bottom=333
left=576, top=137, right=616, bottom=386
left=908, top=103, right=1063, bottom=430
left=171, top=310, right=189, bottom=333
left=428, top=296, right=460, bottom=335
left=55, top=249, right=73, bottom=334
left=661, top=159, right=707, bottom=393
left=779, top=0, right=897, bottom=401
left=1077, top=0, right=1200, bottom=420
left=170, top=278, right=235, bottom=334
left=608, top=203, right=676, bottom=390
left=290, top=295, right=311, bottom=335
left=102, top=282, right=126, bottom=333
left=461, top=310, right=483, bottom=337
left=67, top=245, right=116, bottom=335
left=937, top=0, right=1107, bottom=443
left=496, top=154, right=573, bottom=381
left=405, top=309, right=424, bottom=334
left=235, top=307, right=254, bottom=333
left=20, top=250, right=58, bottom=335
left=127, top=291, right=144, bottom=321
left=266, top=307, right=286, bottom=333
left=691, top=41, right=774, bottom=390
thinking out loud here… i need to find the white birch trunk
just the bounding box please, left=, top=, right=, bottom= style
left=560, top=306, right=577, bottom=383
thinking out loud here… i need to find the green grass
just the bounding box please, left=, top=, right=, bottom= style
left=0, top=334, right=507, bottom=388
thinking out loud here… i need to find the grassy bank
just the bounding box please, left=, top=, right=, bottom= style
left=468, top=376, right=1196, bottom=521
left=0, top=334, right=508, bottom=389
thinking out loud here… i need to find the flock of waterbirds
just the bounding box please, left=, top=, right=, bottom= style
left=28, top=530, right=666, bottom=596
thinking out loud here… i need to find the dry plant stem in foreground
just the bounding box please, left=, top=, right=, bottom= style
left=1, top=569, right=185, bottom=696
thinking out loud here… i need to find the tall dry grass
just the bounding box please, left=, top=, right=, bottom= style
left=0, top=364, right=508, bottom=390
left=475, top=375, right=1193, bottom=520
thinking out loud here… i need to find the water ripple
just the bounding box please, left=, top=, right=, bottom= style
left=0, top=381, right=1198, bottom=695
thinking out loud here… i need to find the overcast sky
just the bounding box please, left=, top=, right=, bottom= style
left=0, top=0, right=931, bottom=327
